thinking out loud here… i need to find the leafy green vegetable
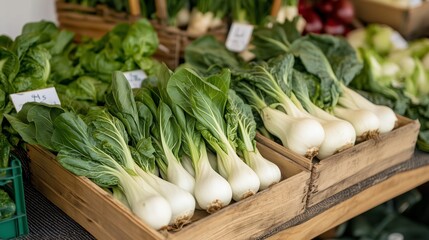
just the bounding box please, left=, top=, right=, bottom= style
left=13, top=46, right=51, bottom=93
left=0, top=188, right=16, bottom=220
left=304, top=34, right=362, bottom=85
left=0, top=134, right=10, bottom=176
left=231, top=0, right=273, bottom=25
left=168, top=68, right=261, bottom=201
left=251, top=18, right=301, bottom=60
left=105, top=71, right=156, bottom=171
left=0, top=35, right=13, bottom=49
left=5, top=103, right=65, bottom=151
left=290, top=39, right=342, bottom=108
left=184, top=36, right=241, bottom=75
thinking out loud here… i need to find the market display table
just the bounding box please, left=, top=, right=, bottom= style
left=20, top=150, right=429, bottom=239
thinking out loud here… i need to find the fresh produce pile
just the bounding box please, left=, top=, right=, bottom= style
left=347, top=24, right=429, bottom=151
left=185, top=18, right=399, bottom=160
left=6, top=66, right=282, bottom=230
left=62, top=0, right=156, bottom=18
left=298, top=0, right=355, bottom=36
left=61, top=0, right=301, bottom=36
left=0, top=20, right=158, bottom=147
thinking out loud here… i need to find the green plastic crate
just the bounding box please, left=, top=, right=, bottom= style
left=0, top=156, right=28, bottom=239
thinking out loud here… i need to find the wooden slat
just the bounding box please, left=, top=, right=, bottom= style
left=58, top=12, right=108, bottom=23
left=128, top=0, right=141, bottom=17
left=311, top=118, right=419, bottom=199
left=58, top=17, right=117, bottom=31
left=56, top=0, right=97, bottom=13
left=308, top=145, right=415, bottom=206
left=171, top=172, right=309, bottom=240
left=256, top=133, right=313, bottom=171
left=267, top=164, right=429, bottom=240
left=257, top=115, right=421, bottom=208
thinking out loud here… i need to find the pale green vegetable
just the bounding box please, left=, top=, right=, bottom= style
left=227, top=90, right=281, bottom=189
left=167, top=68, right=260, bottom=201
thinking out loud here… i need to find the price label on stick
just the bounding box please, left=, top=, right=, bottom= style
left=225, top=22, right=254, bottom=52
left=10, top=87, right=61, bottom=112
left=123, top=70, right=147, bottom=89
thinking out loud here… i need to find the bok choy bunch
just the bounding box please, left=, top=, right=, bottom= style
left=234, top=54, right=328, bottom=159
left=5, top=103, right=172, bottom=230
left=154, top=64, right=232, bottom=213
left=228, top=90, right=281, bottom=189
left=167, top=68, right=261, bottom=201
left=105, top=72, right=195, bottom=229
left=134, top=88, right=196, bottom=196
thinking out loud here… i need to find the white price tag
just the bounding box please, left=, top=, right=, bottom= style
left=123, top=70, right=147, bottom=89
left=225, top=22, right=254, bottom=52
left=10, top=87, right=61, bottom=112
left=391, top=31, right=408, bottom=50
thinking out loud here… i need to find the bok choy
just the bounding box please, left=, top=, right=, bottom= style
left=155, top=64, right=232, bottom=213
left=227, top=90, right=281, bottom=189
left=6, top=103, right=172, bottom=230
left=105, top=72, right=195, bottom=229
left=167, top=68, right=260, bottom=201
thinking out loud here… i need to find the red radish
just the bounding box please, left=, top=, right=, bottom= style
left=334, top=0, right=354, bottom=23
left=298, top=0, right=313, bottom=14
left=316, top=0, right=334, bottom=15
left=302, top=11, right=323, bottom=33
left=324, top=18, right=346, bottom=35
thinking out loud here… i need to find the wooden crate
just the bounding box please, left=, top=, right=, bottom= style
left=256, top=115, right=420, bottom=208
left=56, top=0, right=228, bottom=69
left=27, top=143, right=310, bottom=240
left=56, top=0, right=140, bottom=41
left=350, top=0, right=429, bottom=39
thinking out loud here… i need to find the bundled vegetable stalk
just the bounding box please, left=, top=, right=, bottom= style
left=104, top=72, right=195, bottom=229
left=187, top=0, right=228, bottom=37
left=250, top=21, right=398, bottom=141
left=5, top=103, right=173, bottom=229
left=184, top=18, right=398, bottom=159
left=231, top=0, right=274, bottom=26
left=167, top=67, right=281, bottom=200
left=150, top=64, right=233, bottom=212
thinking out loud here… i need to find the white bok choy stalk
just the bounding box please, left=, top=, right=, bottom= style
left=235, top=83, right=324, bottom=159
left=187, top=0, right=216, bottom=37
left=134, top=166, right=195, bottom=228
left=291, top=70, right=356, bottom=159
left=167, top=68, right=260, bottom=201
left=289, top=39, right=381, bottom=142
left=235, top=54, right=325, bottom=158
left=53, top=109, right=172, bottom=230
left=155, top=63, right=232, bottom=213
left=228, top=90, right=281, bottom=189
left=176, top=115, right=232, bottom=213
left=339, top=85, right=397, bottom=134
left=105, top=72, right=195, bottom=228
left=152, top=102, right=196, bottom=194
left=134, top=87, right=195, bottom=194
left=111, top=187, right=130, bottom=208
